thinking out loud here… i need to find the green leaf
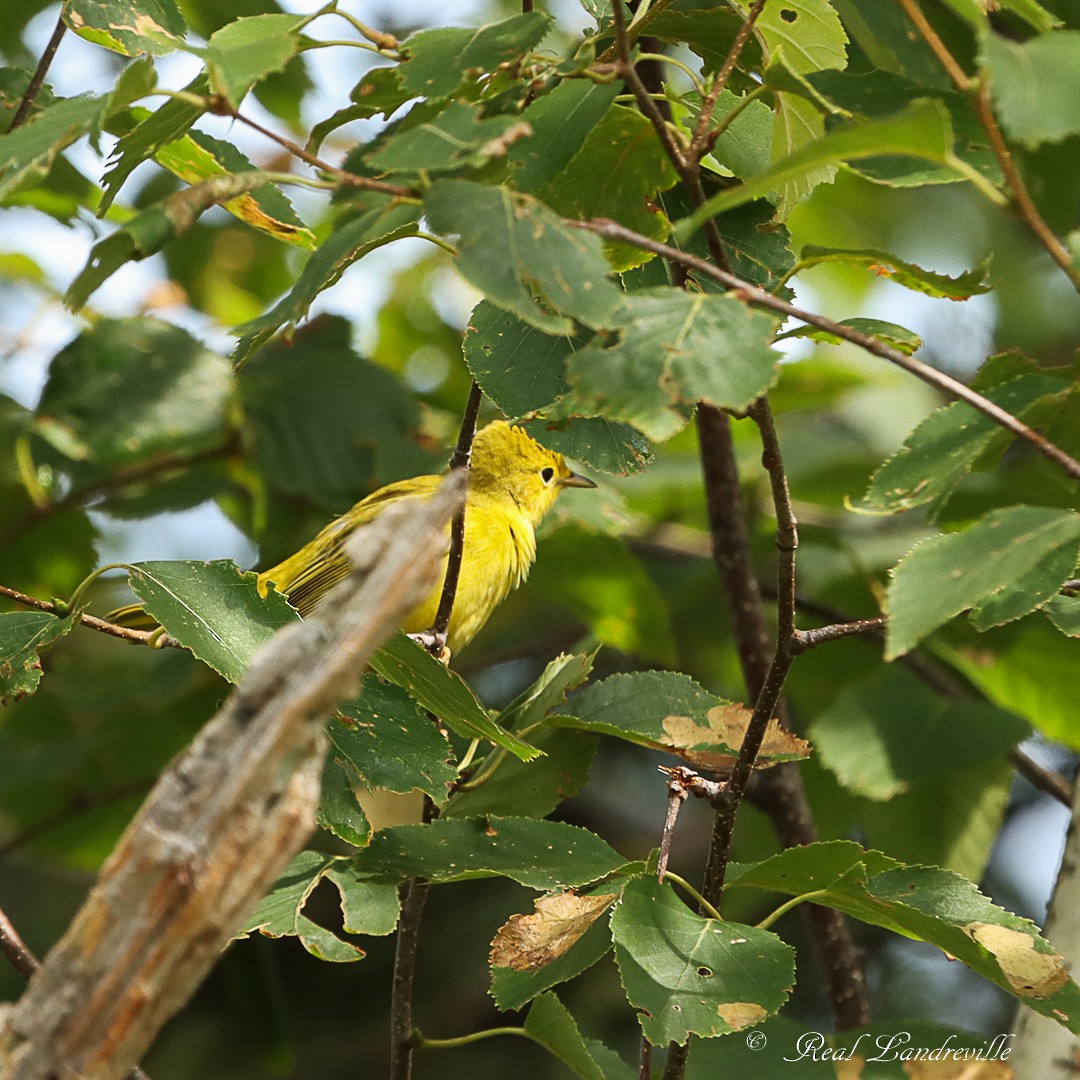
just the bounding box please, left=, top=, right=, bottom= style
left=348, top=817, right=626, bottom=889
left=308, top=66, right=412, bottom=153
left=982, top=30, right=1080, bottom=148
left=523, top=993, right=609, bottom=1080
left=0, top=95, right=110, bottom=201
left=676, top=99, right=956, bottom=240
left=0, top=612, right=75, bottom=707
left=862, top=374, right=1069, bottom=514
left=491, top=903, right=614, bottom=1011
left=424, top=179, right=622, bottom=335
left=695, top=89, right=775, bottom=182
left=243, top=850, right=399, bottom=961
left=1045, top=593, right=1080, bottom=637
left=885, top=507, right=1080, bottom=658
left=400, top=11, right=552, bottom=99
left=726, top=841, right=1080, bottom=1030
left=67, top=172, right=273, bottom=308
left=100, top=73, right=207, bottom=212
left=463, top=300, right=574, bottom=415
left=937, top=619, right=1080, bottom=749
left=371, top=633, right=541, bottom=761
left=200, top=13, right=307, bottom=107
left=528, top=526, right=676, bottom=664
left=792, top=244, right=992, bottom=299
left=316, top=755, right=371, bottom=847
left=776, top=317, right=922, bottom=354
left=612, top=876, right=795, bottom=1045
left=233, top=202, right=420, bottom=359
left=520, top=418, right=651, bottom=477
left=330, top=676, right=457, bottom=802
left=63, top=0, right=186, bottom=56
left=941, top=0, right=1060, bottom=31
left=32, top=318, right=234, bottom=472
left=553, top=670, right=810, bottom=769
left=561, top=287, right=780, bottom=442
left=809, top=667, right=1029, bottom=800
left=511, top=78, right=620, bottom=193
left=127, top=559, right=300, bottom=683
left=238, top=316, right=432, bottom=510
left=538, top=104, right=678, bottom=271
left=366, top=102, right=529, bottom=175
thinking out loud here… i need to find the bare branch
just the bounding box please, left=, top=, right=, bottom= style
left=6, top=15, right=66, bottom=132
left=573, top=218, right=1080, bottom=482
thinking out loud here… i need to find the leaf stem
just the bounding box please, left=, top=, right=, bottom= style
left=414, top=1026, right=528, bottom=1049
left=636, top=53, right=705, bottom=96
left=756, top=890, right=830, bottom=931
left=662, top=871, right=723, bottom=921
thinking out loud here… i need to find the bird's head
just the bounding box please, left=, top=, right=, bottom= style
left=468, top=421, right=596, bottom=526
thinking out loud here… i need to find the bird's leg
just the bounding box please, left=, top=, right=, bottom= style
left=408, top=629, right=452, bottom=666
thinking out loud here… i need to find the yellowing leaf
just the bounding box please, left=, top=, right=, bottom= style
left=964, top=922, right=1070, bottom=998
left=661, top=704, right=810, bottom=771
left=490, top=892, right=617, bottom=971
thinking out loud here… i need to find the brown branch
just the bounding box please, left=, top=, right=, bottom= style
left=0, top=476, right=465, bottom=1080
left=0, top=908, right=39, bottom=982
left=208, top=98, right=416, bottom=199
left=688, top=0, right=767, bottom=159
left=0, top=583, right=181, bottom=648
left=6, top=14, right=66, bottom=132
left=793, top=617, right=888, bottom=650
left=430, top=380, right=484, bottom=652
left=893, top=0, right=1079, bottom=289
left=573, top=219, right=1080, bottom=482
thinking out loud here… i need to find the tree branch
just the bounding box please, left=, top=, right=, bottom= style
left=0, top=475, right=465, bottom=1080
left=572, top=219, right=1080, bottom=482
left=6, top=14, right=66, bottom=132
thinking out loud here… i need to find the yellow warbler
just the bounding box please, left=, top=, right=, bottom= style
left=111, top=421, right=595, bottom=652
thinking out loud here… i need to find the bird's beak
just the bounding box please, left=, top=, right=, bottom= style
left=559, top=471, right=598, bottom=489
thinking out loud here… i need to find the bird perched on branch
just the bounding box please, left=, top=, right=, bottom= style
left=110, top=421, right=595, bottom=653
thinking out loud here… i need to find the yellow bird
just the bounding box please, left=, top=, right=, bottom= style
left=111, top=421, right=595, bottom=653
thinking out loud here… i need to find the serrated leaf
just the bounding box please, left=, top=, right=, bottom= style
left=347, top=817, right=626, bottom=889
left=862, top=373, right=1068, bottom=514
left=523, top=993, right=609, bottom=1080
left=511, top=78, right=620, bottom=193
left=331, top=676, right=457, bottom=802
left=982, top=30, right=1080, bottom=148
left=553, top=670, right=809, bottom=769
left=520, top=418, right=651, bottom=477
left=809, top=667, right=1029, bottom=800
left=940, top=0, right=1060, bottom=31
left=67, top=172, right=272, bottom=308
left=424, top=179, right=622, bottom=335
left=127, top=559, right=300, bottom=683
left=366, top=101, right=529, bottom=175
left=527, top=526, right=676, bottom=664
left=561, top=287, right=781, bottom=442
left=793, top=245, right=992, bottom=298
left=538, top=104, right=678, bottom=271
left=0, top=612, right=75, bottom=706
left=371, top=633, right=541, bottom=761
left=613, top=876, right=795, bottom=1045
left=243, top=849, right=399, bottom=962
left=776, top=317, right=922, bottom=354
left=308, top=66, right=412, bottom=153
left=885, top=507, right=1080, bottom=658
left=63, top=0, right=186, bottom=56
left=726, top=840, right=1080, bottom=1028
left=32, top=318, right=234, bottom=471
left=1045, top=593, right=1080, bottom=637
left=316, top=755, right=371, bottom=847
left=233, top=202, right=420, bottom=359
left=676, top=100, right=956, bottom=240
left=400, top=12, right=552, bottom=100
left=200, top=13, right=307, bottom=107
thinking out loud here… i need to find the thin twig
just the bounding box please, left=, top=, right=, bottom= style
left=0, top=583, right=181, bottom=648
left=688, top=0, right=767, bottom=159
left=209, top=98, right=416, bottom=199
left=0, top=907, right=39, bottom=981
left=430, top=381, right=484, bottom=651
left=892, top=0, right=971, bottom=91
left=656, top=772, right=689, bottom=881
left=7, top=14, right=66, bottom=132
left=0, top=780, right=155, bottom=863
left=573, top=219, right=1080, bottom=482
left=794, top=617, right=888, bottom=651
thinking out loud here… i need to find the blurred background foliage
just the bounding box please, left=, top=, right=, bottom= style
left=1, top=0, right=1079, bottom=1076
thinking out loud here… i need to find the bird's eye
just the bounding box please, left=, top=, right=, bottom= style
left=540, top=466, right=555, bottom=484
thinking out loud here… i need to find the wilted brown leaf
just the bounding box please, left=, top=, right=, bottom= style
left=490, top=891, right=617, bottom=971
